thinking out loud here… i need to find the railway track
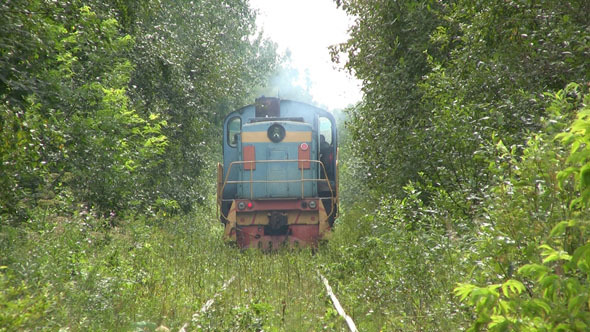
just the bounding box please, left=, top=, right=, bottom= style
left=179, top=272, right=357, bottom=332
left=319, top=272, right=358, bottom=332
left=179, top=276, right=236, bottom=332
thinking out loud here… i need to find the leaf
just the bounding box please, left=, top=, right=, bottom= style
left=488, top=315, right=509, bottom=330
left=518, top=264, right=549, bottom=280
left=497, top=300, right=511, bottom=314
left=568, top=294, right=585, bottom=313
left=557, top=167, right=578, bottom=189
left=501, top=279, right=525, bottom=297
left=571, top=243, right=590, bottom=273
left=539, top=275, right=559, bottom=290
left=554, top=323, right=572, bottom=331
left=549, top=221, right=569, bottom=237
left=555, top=131, right=573, bottom=144
left=539, top=244, right=572, bottom=263
left=581, top=187, right=590, bottom=207
left=454, top=283, right=477, bottom=302
left=530, top=299, right=551, bottom=315
left=580, top=164, right=590, bottom=190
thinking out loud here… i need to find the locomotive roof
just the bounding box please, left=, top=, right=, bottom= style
left=224, top=99, right=334, bottom=122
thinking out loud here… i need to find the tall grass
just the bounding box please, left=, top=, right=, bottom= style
left=1, top=205, right=349, bottom=331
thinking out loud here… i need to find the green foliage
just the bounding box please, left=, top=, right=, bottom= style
left=333, top=0, right=446, bottom=196
left=0, top=270, right=58, bottom=331
left=3, top=0, right=590, bottom=330
left=197, top=299, right=275, bottom=332
left=469, top=133, right=573, bottom=284
left=0, top=207, right=216, bottom=330
left=421, top=0, right=590, bottom=206
left=123, top=0, right=279, bottom=212
left=322, top=182, right=472, bottom=331
left=332, top=1, right=590, bottom=327
left=336, top=104, right=372, bottom=209
left=335, top=0, right=590, bottom=206
left=0, top=1, right=166, bottom=219
left=1, top=0, right=279, bottom=220
left=456, top=220, right=590, bottom=331
left=0, top=205, right=348, bottom=331
left=456, top=85, right=590, bottom=331
left=556, top=83, right=590, bottom=207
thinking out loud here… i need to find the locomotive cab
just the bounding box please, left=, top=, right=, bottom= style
left=217, top=97, right=338, bottom=249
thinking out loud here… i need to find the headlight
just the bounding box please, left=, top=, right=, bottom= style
left=308, top=200, right=317, bottom=209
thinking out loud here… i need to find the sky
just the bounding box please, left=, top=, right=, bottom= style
left=249, top=0, right=362, bottom=110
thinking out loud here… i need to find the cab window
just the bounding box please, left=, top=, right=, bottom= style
left=227, top=117, right=241, bottom=147
left=319, top=117, right=332, bottom=145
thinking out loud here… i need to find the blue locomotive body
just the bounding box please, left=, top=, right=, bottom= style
left=218, top=97, right=338, bottom=249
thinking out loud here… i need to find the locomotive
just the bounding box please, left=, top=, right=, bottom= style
left=217, top=97, right=338, bottom=249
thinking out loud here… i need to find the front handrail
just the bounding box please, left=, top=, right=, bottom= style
left=223, top=159, right=334, bottom=199
left=217, top=159, right=336, bottom=220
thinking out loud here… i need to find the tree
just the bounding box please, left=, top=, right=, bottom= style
left=1, top=1, right=164, bottom=219
left=1, top=0, right=279, bottom=221
left=332, top=0, right=447, bottom=197
left=126, top=0, right=278, bottom=212
left=334, top=0, right=590, bottom=210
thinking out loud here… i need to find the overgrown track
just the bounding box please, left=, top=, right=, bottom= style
left=1, top=213, right=360, bottom=331
left=179, top=248, right=351, bottom=331
left=180, top=276, right=235, bottom=332
left=180, top=264, right=357, bottom=332
left=319, top=273, right=358, bottom=332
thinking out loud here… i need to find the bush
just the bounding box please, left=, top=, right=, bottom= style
left=457, top=84, right=590, bottom=330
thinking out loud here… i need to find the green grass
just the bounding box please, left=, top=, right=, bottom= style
left=0, top=207, right=349, bottom=331
left=192, top=250, right=343, bottom=331
left=1, top=198, right=471, bottom=331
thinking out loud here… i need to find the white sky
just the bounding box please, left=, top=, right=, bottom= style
left=249, top=0, right=362, bottom=110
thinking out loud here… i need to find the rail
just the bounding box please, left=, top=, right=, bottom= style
left=179, top=276, right=236, bottom=332
left=319, top=272, right=358, bottom=332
